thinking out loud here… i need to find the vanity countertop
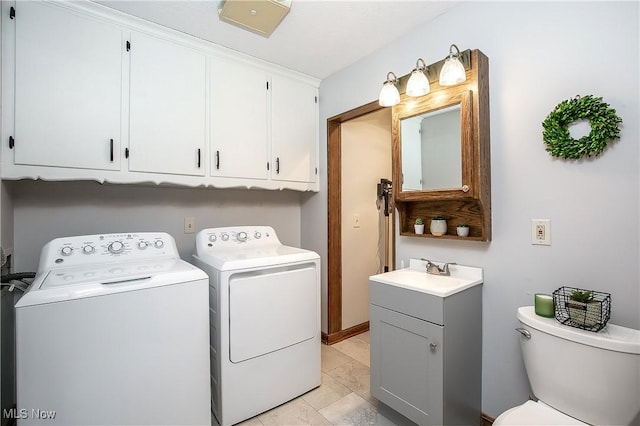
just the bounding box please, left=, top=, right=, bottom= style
left=369, top=258, right=483, bottom=297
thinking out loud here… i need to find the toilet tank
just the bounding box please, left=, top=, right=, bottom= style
left=517, top=306, right=640, bottom=426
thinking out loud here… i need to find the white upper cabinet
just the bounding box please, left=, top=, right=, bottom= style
left=271, top=75, right=318, bottom=184
left=2, top=1, right=319, bottom=191
left=13, top=1, right=123, bottom=171
left=128, top=31, right=206, bottom=176
left=210, top=56, right=268, bottom=180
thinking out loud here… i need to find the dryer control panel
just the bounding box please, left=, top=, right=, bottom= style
left=196, top=226, right=281, bottom=248
left=38, top=232, right=178, bottom=272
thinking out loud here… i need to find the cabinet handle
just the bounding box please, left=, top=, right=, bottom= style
left=125, top=148, right=129, bottom=159
left=197, top=149, right=201, bottom=168
left=109, top=139, right=114, bottom=162
left=276, top=157, right=280, bottom=174
left=430, top=342, right=438, bottom=352
left=215, top=150, right=220, bottom=170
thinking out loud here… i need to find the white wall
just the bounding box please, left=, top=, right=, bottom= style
left=9, top=180, right=303, bottom=271
left=341, top=109, right=392, bottom=329
left=303, top=1, right=639, bottom=418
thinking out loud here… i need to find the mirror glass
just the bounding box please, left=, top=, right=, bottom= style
left=400, top=104, right=461, bottom=191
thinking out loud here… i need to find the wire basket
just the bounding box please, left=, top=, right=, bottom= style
left=552, top=286, right=611, bottom=332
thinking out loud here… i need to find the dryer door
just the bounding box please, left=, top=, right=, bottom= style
left=228, top=264, right=317, bottom=363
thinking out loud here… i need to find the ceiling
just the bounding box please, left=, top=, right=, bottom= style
left=96, top=1, right=460, bottom=80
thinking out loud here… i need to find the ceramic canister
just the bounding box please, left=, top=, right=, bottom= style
left=430, top=218, right=447, bottom=236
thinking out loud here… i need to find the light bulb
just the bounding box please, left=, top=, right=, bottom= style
left=378, top=72, right=400, bottom=107
left=439, top=44, right=466, bottom=86
left=406, top=58, right=430, bottom=97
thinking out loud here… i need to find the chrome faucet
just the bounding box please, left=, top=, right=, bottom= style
left=421, top=259, right=456, bottom=276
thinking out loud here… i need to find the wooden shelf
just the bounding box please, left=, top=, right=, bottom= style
left=396, top=198, right=490, bottom=241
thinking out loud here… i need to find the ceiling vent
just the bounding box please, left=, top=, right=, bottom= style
left=218, top=0, right=292, bottom=38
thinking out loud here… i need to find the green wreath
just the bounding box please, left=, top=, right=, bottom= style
left=542, top=95, right=622, bottom=160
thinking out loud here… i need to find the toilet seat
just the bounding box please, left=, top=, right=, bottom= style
left=494, top=400, right=587, bottom=425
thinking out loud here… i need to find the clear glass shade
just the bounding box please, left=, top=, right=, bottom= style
left=379, top=81, right=400, bottom=107
left=439, top=56, right=466, bottom=86
left=406, top=69, right=430, bottom=97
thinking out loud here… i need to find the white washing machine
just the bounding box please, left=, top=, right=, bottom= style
left=192, top=226, right=320, bottom=426
left=15, top=232, right=211, bottom=426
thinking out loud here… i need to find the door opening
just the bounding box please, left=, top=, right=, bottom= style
left=325, top=102, right=394, bottom=344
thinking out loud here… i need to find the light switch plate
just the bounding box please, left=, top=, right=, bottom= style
left=184, top=216, right=196, bottom=234
left=531, top=219, right=551, bottom=245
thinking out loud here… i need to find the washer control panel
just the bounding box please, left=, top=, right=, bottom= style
left=41, top=258, right=175, bottom=287
left=197, top=226, right=280, bottom=249
left=39, top=232, right=177, bottom=271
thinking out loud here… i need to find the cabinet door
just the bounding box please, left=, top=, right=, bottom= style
left=14, top=2, right=122, bottom=170
left=271, top=75, right=318, bottom=183
left=210, top=57, right=268, bottom=180
left=129, top=32, right=206, bottom=176
left=370, top=304, right=444, bottom=425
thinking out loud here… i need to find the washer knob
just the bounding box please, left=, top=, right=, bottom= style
left=108, top=241, right=124, bottom=254
left=82, top=245, right=95, bottom=255
left=209, top=234, right=217, bottom=242
left=61, top=246, right=73, bottom=256
left=237, top=231, right=247, bottom=242
left=254, top=231, right=262, bottom=239
left=154, top=240, right=164, bottom=249
left=221, top=233, right=229, bottom=241
left=137, top=241, right=148, bottom=250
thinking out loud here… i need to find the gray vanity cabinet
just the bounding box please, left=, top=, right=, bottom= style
left=370, top=278, right=482, bottom=425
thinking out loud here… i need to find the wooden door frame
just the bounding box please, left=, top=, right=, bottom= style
left=325, top=100, right=388, bottom=345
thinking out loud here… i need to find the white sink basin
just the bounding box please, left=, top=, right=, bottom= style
left=369, top=258, right=483, bottom=297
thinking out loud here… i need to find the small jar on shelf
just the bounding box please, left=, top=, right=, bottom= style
left=430, top=216, right=447, bottom=236
left=456, top=224, right=470, bottom=237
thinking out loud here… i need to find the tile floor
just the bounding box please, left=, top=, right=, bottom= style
left=232, top=332, right=417, bottom=426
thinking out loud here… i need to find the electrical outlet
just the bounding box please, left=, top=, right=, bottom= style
left=184, top=216, right=195, bottom=234
left=353, top=214, right=361, bottom=228
left=531, top=219, right=551, bottom=245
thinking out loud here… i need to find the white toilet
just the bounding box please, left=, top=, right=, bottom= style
left=494, top=306, right=640, bottom=425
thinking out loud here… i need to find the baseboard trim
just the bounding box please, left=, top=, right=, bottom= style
left=481, top=412, right=495, bottom=426
left=321, top=321, right=369, bottom=345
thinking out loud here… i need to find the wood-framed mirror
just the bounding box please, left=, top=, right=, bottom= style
left=393, top=89, right=473, bottom=199
left=392, top=49, right=491, bottom=241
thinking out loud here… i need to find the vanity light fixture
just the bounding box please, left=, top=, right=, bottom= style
left=378, top=44, right=469, bottom=107
left=378, top=72, right=400, bottom=107
left=439, top=44, right=467, bottom=86
left=406, top=58, right=430, bottom=97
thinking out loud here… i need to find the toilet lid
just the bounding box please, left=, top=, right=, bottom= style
left=494, top=400, right=586, bottom=425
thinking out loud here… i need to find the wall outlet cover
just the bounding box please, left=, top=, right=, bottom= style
left=531, top=219, right=551, bottom=245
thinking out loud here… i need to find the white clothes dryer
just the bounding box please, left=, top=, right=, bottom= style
left=15, top=232, right=211, bottom=426
left=192, top=226, right=320, bottom=426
